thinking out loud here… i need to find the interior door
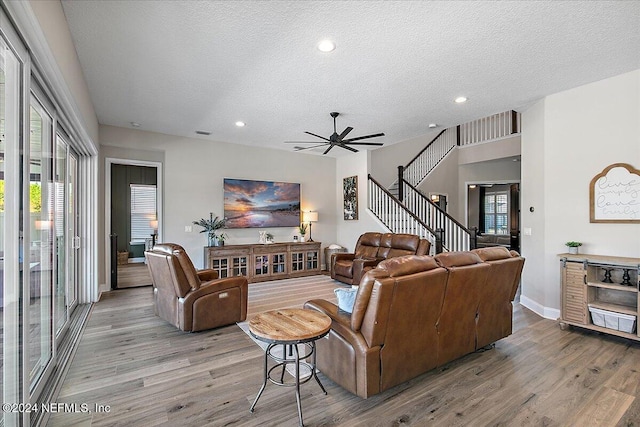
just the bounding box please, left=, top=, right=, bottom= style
left=509, top=183, right=520, bottom=252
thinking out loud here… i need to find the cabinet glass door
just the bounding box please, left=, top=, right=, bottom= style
left=255, top=255, right=269, bottom=276
left=291, top=252, right=304, bottom=271
left=306, top=251, right=319, bottom=270
left=212, top=258, right=229, bottom=278
left=272, top=253, right=286, bottom=274
left=232, top=256, right=247, bottom=276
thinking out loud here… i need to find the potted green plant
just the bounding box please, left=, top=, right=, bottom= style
left=298, top=223, right=308, bottom=242
left=193, top=213, right=226, bottom=247
left=565, top=241, right=582, bottom=254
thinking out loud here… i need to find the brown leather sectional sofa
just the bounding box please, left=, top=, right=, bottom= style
left=331, top=232, right=431, bottom=285
left=305, top=246, right=524, bottom=398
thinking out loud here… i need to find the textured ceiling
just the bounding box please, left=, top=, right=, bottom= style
left=60, top=1, right=640, bottom=156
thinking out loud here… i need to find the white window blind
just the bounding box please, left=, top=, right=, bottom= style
left=130, top=184, right=156, bottom=243
left=483, top=191, right=508, bottom=235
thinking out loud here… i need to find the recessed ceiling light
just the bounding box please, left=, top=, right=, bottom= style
left=235, top=121, right=246, bottom=127
left=130, top=122, right=141, bottom=127
left=317, top=39, right=336, bottom=52
left=455, top=96, right=468, bottom=103
left=428, top=123, right=437, bottom=128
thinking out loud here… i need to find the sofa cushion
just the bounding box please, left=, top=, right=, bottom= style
left=434, top=251, right=483, bottom=268
left=376, top=233, right=420, bottom=258
left=472, top=246, right=512, bottom=261
left=354, top=233, right=382, bottom=259
left=334, top=287, right=358, bottom=313
left=377, top=255, right=439, bottom=277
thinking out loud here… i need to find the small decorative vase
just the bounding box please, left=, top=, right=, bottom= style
left=568, top=246, right=578, bottom=255
left=300, top=236, right=306, bottom=242
left=208, top=234, right=219, bottom=247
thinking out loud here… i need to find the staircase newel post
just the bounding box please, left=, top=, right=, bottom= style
left=435, top=228, right=444, bottom=254
left=471, top=226, right=478, bottom=250
left=397, top=165, right=404, bottom=202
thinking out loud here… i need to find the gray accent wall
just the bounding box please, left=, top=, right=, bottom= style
left=111, top=164, right=157, bottom=257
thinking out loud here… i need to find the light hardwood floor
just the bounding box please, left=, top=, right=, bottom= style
left=48, top=276, right=640, bottom=427
left=116, top=262, right=153, bottom=288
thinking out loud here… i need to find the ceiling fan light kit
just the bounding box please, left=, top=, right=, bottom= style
left=285, top=112, right=385, bottom=154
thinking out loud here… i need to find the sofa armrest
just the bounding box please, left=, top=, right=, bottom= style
left=333, top=252, right=356, bottom=263
left=304, top=299, right=352, bottom=327
left=352, top=258, right=383, bottom=284
left=305, top=298, right=382, bottom=398
left=178, top=276, right=248, bottom=331
left=181, top=276, right=248, bottom=305
left=196, top=269, right=219, bottom=282
left=304, top=299, right=373, bottom=352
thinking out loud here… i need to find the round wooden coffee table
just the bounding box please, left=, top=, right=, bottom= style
left=249, top=308, right=331, bottom=426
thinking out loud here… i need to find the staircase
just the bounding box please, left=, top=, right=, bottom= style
left=368, top=175, right=440, bottom=253
left=368, top=111, right=520, bottom=253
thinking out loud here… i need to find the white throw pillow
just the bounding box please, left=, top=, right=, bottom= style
left=334, top=287, right=357, bottom=313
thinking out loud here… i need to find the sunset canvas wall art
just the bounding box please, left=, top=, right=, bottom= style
left=223, top=178, right=301, bottom=228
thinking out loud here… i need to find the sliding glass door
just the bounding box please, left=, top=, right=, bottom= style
left=1, top=25, right=25, bottom=426
left=67, top=151, right=78, bottom=312
left=2, top=6, right=93, bottom=424
left=54, top=135, right=67, bottom=336
left=54, top=137, right=79, bottom=339
left=28, top=95, right=55, bottom=392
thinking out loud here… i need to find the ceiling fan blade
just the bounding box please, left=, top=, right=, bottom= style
left=284, top=141, right=327, bottom=144
left=343, top=132, right=385, bottom=143
left=304, top=131, right=331, bottom=141
left=343, top=142, right=384, bottom=146
left=337, top=126, right=353, bottom=141
left=338, top=143, right=358, bottom=153
left=323, top=144, right=335, bottom=155
left=294, top=143, right=330, bottom=151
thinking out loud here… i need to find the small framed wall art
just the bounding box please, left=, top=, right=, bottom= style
left=589, top=163, right=640, bottom=223
left=343, top=175, right=358, bottom=220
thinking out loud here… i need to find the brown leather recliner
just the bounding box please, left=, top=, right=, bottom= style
left=330, top=232, right=431, bottom=285
left=145, top=243, right=248, bottom=332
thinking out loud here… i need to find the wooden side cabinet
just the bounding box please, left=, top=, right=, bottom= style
left=206, top=241, right=321, bottom=283
left=559, top=253, right=640, bottom=341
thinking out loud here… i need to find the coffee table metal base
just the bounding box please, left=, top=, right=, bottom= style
left=250, top=339, right=327, bottom=426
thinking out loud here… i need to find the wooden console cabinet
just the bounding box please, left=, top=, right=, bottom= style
left=559, top=253, right=640, bottom=341
left=205, top=241, right=321, bottom=283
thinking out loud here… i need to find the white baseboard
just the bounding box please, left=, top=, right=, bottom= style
left=519, top=295, right=560, bottom=320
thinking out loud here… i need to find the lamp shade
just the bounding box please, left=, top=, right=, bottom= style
left=150, top=219, right=158, bottom=230
left=303, top=211, right=318, bottom=223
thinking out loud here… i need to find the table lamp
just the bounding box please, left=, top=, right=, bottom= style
left=302, top=211, right=318, bottom=242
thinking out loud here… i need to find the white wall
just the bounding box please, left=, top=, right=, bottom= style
left=335, top=151, right=388, bottom=251
left=28, top=0, right=99, bottom=144
left=417, top=150, right=459, bottom=218
left=521, top=69, right=640, bottom=317
left=370, top=129, right=443, bottom=187
left=99, top=125, right=337, bottom=288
